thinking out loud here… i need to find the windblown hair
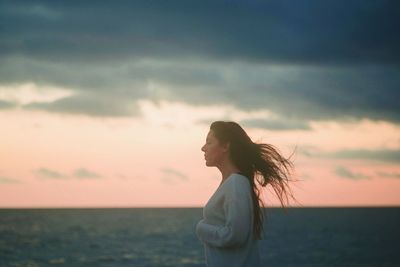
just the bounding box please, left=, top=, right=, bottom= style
left=210, top=121, right=295, bottom=239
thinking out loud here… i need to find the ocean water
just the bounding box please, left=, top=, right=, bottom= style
left=0, top=208, right=399, bottom=267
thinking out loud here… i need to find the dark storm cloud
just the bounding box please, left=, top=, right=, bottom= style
left=173, top=64, right=400, bottom=122
left=0, top=0, right=399, bottom=121
left=1, top=0, right=399, bottom=64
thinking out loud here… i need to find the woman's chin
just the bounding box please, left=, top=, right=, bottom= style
left=205, top=160, right=213, bottom=167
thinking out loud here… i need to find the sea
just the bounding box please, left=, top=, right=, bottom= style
left=0, top=208, right=399, bottom=267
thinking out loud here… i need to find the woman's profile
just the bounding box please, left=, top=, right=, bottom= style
left=196, top=121, right=294, bottom=267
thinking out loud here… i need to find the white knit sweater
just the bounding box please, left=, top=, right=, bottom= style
left=196, top=173, right=261, bottom=267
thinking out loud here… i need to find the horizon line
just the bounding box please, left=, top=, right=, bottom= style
left=0, top=205, right=399, bottom=209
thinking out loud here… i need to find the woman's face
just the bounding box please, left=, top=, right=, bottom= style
left=201, top=130, right=228, bottom=167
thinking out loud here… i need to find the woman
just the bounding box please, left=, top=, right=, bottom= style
left=196, top=121, right=294, bottom=267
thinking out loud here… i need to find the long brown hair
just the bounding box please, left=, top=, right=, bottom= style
left=210, top=121, right=295, bottom=239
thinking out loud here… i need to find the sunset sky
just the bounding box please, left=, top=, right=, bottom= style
left=1, top=0, right=399, bottom=208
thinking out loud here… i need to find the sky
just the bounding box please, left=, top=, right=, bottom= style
left=0, top=0, right=399, bottom=208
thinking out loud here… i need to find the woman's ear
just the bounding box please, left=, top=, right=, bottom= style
left=222, top=142, right=230, bottom=153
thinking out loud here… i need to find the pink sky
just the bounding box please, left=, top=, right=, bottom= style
left=1, top=100, right=399, bottom=208
left=1, top=0, right=399, bottom=209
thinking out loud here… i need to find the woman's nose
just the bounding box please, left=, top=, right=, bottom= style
left=201, top=145, right=205, bottom=152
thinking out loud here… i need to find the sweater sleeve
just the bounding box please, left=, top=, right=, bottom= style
left=196, top=177, right=252, bottom=248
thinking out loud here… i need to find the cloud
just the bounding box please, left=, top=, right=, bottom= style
left=0, top=82, right=73, bottom=105
left=301, top=148, right=400, bottom=163
left=334, top=166, right=370, bottom=180
left=73, top=168, right=102, bottom=179
left=2, top=2, right=62, bottom=20
left=34, top=167, right=102, bottom=180
left=0, top=176, right=20, bottom=184
left=1, top=60, right=397, bottom=123
left=239, top=118, right=311, bottom=131
left=160, top=167, right=188, bottom=180
left=0, top=100, right=17, bottom=109
left=34, top=168, right=68, bottom=179
left=160, top=167, right=188, bottom=185
left=24, top=93, right=140, bottom=117
left=1, top=1, right=398, bottom=65
left=0, top=1, right=399, bottom=122
left=330, top=149, right=400, bottom=163
left=376, top=171, right=400, bottom=179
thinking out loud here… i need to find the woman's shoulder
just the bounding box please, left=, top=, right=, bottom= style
left=226, top=173, right=251, bottom=191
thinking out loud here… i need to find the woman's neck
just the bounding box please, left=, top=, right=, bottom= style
left=218, top=160, right=240, bottom=184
